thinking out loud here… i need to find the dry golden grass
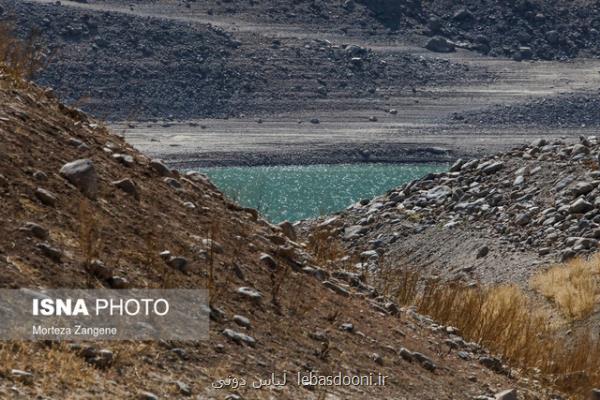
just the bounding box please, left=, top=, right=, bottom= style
left=414, top=279, right=600, bottom=396
left=0, top=343, right=97, bottom=395
left=531, top=256, right=600, bottom=321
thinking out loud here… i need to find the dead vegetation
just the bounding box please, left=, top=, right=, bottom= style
left=0, top=21, right=46, bottom=83
left=531, top=256, right=600, bottom=321
left=411, top=276, right=600, bottom=396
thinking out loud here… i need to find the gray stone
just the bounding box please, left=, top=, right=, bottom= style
left=36, top=242, right=62, bottom=262
left=222, top=328, right=256, bottom=346
left=513, top=175, right=524, bottom=186
left=59, top=159, right=98, bottom=199
left=33, top=170, right=48, bottom=181
left=344, top=225, right=367, bottom=239
left=174, top=381, right=192, bottom=396
left=108, top=276, right=129, bottom=289
left=35, top=188, right=57, bottom=206
left=233, top=315, right=251, bottom=328
left=571, top=181, right=596, bottom=196
left=479, top=356, right=503, bottom=372
left=236, top=286, right=263, bottom=302
left=149, top=159, right=171, bottom=176
left=495, top=389, right=517, bottom=400
left=425, top=36, right=455, bottom=53
left=11, top=369, right=33, bottom=383
left=449, top=159, right=464, bottom=172
left=482, top=161, right=504, bottom=174
left=515, top=213, right=530, bottom=226
left=590, top=389, right=600, bottom=400
left=476, top=245, right=489, bottom=258
left=571, top=144, right=589, bottom=156
left=339, top=323, right=354, bottom=332
left=569, top=198, right=593, bottom=214
left=399, top=347, right=414, bottom=362
left=138, top=391, right=159, bottom=400
left=322, top=281, right=350, bottom=297
left=112, top=153, right=134, bottom=167
left=168, top=256, right=189, bottom=272
left=259, top=253, right=277, bottom=270
left=530, top=138, right=547, bottom=147
left=425, top=185, right=452, bottom=201
left=87, top=259, right=113, bottom=280
left=20, top=222, right=48, bottom=239
left=163, top=177, right=182, bottom=189
left=112, top=178, right=138, bottom=199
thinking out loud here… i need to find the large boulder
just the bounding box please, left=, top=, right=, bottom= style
left=59, top=159, right=98, bottom=199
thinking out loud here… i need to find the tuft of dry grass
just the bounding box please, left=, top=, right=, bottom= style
left=306, top=227, right=347, bottom=267
left=415, top=279, right=600, bottom=396
left=0, top=21, right=47, bottom=82
left=531, top=256, right=600, bottom=321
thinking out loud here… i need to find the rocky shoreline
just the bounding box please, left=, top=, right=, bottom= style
left=303, top=136, right=600, bottom=285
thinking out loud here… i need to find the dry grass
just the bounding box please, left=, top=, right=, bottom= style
left=306, top=227, right=347, bottom=268
left=531, top=256, right=600, bottom=321
left=0, top=21, right=47, bottom=82
left=414, top=279, right=600, bottom=396
left=0, top=343, right=97, bottom=394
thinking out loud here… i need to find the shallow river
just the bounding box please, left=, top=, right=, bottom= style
left=198, top=163, right=447, bottom=223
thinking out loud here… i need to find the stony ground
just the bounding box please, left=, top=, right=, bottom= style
left=302, top=137, right=600, bottom=285
left=451, top=92, right=600, bottom=128
left=1, top=0, right=481, bottom=121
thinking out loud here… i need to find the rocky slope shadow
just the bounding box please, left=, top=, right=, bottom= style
left=0, top=73, right=556, bottom=397
left=450, top=91, right=600, bottom=128
left=1, top=0, right=483, bottom=121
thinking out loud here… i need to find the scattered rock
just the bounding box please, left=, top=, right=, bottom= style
left=476, top=245, right=489, bottom=259
left=36, top=242, right=62, bottom=262
left=495, top=389, right=518, bottom=400
left=569, top=198, right=593, bottom=214
left=112, top=178, right=139, bottom=199
left=138, top=391, right=159, bottom=400
left=233, top=315, right=251, bottom=328
left=20, top=222, right=48, bottom=239
left=149, top=159, right=171, bottom=176
left=59, top=159, right=98, bottom=199
left=425, top=36, right=455, bottom=53
left=259, top=253, right=278, bottom=270
left=35, top=188, right=57, bottom=206
left=222, top=328, right=256, bottom=346
left=236, top=286, right=263, bottom=302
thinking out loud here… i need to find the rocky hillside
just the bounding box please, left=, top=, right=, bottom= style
left=305, top=136, right=600, bottom=285
left=451, top=92, right=600, bottom=128
left=1, top=0, right=478, bottom=121
left=0, top=69, right=558, bottom=398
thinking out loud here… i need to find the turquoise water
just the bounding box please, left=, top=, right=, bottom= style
left=199, top=163, right=447, bottom=223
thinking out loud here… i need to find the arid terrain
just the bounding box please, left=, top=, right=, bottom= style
left=6, top=0, right=600, bottom=166
left=2, top=0, right=600, bottom=399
